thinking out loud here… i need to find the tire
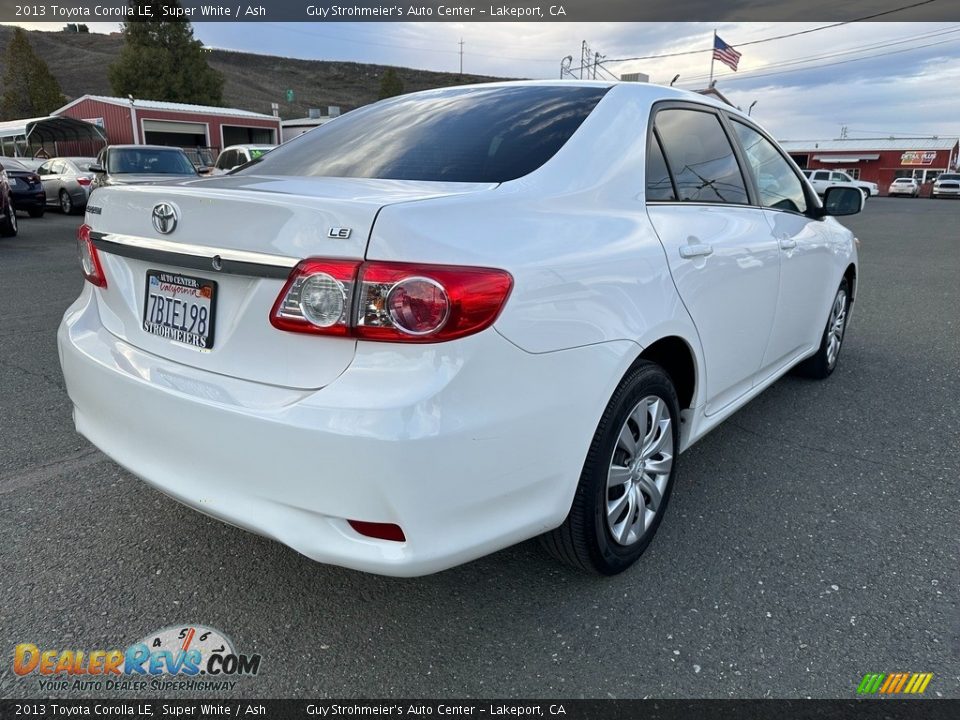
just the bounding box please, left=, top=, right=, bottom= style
left=541, top=361, right=681, bottom=575
left=28, top=208, right=45, bottom=218
left=59, top=190, right=74, bottom=215
left=0, top=200, right=18, bottom=237
left=795, top=278, right=850, bottom=380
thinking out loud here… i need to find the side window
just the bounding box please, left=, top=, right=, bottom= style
left=654, top=108, right=748, bottom=205
left=813, top=171, right=830, bottom=181
left=730, top=121, right=807, bottom=214
left=51, top=160, right=66, bottom=175
left=831, top=172, right=848, bottom=182
left=645, top=132, right=676, bottom=201
left=37, top=161, right=53, bottom=176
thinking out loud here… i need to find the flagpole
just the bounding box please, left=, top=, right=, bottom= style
left=709, top=29, right=716, bottom=85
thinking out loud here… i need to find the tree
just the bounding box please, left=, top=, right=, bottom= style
left=378, top=68, right=405, bottom=100
left=0, top=28, right=66, bottom=120
left=108, top=0, right=224, bottom=105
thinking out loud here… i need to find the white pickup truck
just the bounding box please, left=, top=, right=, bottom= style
left=802, top=169, right=879, bottom=200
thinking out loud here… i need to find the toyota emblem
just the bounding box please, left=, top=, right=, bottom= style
left=151, top=203, right=178, bottom=234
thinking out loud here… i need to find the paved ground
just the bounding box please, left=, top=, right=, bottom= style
left=0, top=199, right=957, bottom=700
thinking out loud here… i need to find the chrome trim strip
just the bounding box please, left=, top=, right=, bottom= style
left=90, top=231, right=297, bottom=280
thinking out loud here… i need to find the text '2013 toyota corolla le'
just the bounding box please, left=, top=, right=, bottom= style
left=58, top=82, right=862, bottom=576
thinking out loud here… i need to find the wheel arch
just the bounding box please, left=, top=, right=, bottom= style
left=633, top=335, right=698, bottom=412
left=844, top=262, right=857, bottom=301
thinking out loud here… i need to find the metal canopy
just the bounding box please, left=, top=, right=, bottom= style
left=0, top=115, right=107, bottom=147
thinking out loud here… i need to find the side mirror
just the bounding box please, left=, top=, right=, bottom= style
left=821, top=186, right=863, bottom=217
left=89, top=164, right=105, bottom=174
left=197, top=166, right=214, bottom=176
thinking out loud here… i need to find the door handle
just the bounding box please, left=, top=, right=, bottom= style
left=679, top=243, right=714, bottom=259
left=778, top=236, right=798, bottom=250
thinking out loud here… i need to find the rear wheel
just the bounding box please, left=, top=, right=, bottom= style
left=795, top=278, right=850, bottom=379
left=541, top=361, right=680, bottom=575
left=0, top=200, right=18, bottom=237
left=59, top=190, right=74, bottom=215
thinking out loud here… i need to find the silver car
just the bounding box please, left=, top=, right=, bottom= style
left=37, top=157, right=97, bottom=215
left=91, top=145, right=200, bottom=190
left=931, top=173, right=960, bottom=199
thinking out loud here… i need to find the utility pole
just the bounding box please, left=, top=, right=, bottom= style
left=458, top=38, right=464, bottom=76
left=580, top=40, right=590, bottom=79
left=709, top=29, right=716, bottom=86
left=593, top=51, right=602, bottom=80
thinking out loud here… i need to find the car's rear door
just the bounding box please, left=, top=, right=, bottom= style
left=645, top=103, right=781, bottom=416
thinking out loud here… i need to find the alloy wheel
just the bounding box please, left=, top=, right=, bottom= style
left=826, top=288, right=848, bottom=367
left=60, top=191, right=72, bottom=214
left=606, top=395, right=674, bottom=546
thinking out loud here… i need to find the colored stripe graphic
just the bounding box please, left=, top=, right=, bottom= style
left=858, top=672, right=932, bottom=694
left=857, top=674, right=885, bottom=694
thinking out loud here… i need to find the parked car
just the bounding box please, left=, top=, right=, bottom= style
left=803, top=169, right=878, bottom=200
left=212, top=144, right=277, bottom=174
left=887, top=177, right=920, bottom=197
left=931, top=172, right=960, bottom=199
left=58, top=82, right=862, bottom=577
left=0, top=158, right=46, bottom=217
left=37, top=157, right=97, bottom=215
left=90, top=145, right=199, bottom=189
left=0, top=164, right=17, bottom=237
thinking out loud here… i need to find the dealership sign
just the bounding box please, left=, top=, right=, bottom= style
left=901, top=151, right=938, bottom=166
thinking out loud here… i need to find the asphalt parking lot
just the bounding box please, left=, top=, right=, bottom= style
left=1, top=198, right=957, bottom=700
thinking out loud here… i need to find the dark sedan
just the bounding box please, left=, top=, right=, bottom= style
left=0, top=158, right=46, bottom=218
left=0, top=165, right=16, bottom=237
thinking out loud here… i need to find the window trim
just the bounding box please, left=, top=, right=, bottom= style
left=644, top=100, right=756, bottom=209
left=724, top=114, right=818, bottom=218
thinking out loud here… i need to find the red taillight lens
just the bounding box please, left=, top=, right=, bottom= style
left=348, top=520, right=406, bottom=542
left=269, top=259, right=360, bottom=336
left=270, top=259, right=512, bottom=343
left=77, top=224, right=106, bottom=287
left=76, top=176, right=92, bottom=187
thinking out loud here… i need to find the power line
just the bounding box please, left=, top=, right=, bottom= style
left=601, top=0, right=942, bottom=66
left=678, top=24, right=960, bottom=84
left=678, top=34, right=960, bottom=86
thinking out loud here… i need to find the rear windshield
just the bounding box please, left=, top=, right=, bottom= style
left=107, top=148, right=196, bottom=175
left=242, top=85, right=610, bottom=183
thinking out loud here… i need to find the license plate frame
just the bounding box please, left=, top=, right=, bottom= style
left=142, top=270, right=218, bottom=350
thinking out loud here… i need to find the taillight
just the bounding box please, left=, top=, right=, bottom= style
left=76, top=176, right=92, bottom=186
left=77, top=224, right=107, bottom=287
left=270, top=259, right=512, bottom=343
left=269, top=259, right=360, bottom=336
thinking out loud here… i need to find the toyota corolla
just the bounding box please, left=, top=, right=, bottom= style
left=58, top=82, right=862, bottom=576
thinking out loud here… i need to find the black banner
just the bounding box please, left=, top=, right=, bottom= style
left=0, top=0, right=957, bottom=23
left=1, top=700, right=959, bottom=720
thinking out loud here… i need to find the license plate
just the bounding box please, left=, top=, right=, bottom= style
left=142, top=270, right=217, bottom=350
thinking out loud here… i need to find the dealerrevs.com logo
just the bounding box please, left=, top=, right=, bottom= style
left=13, top=625, right=262, bottom=693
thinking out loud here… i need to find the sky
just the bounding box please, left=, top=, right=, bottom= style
left=7, top=20, right=960, bottom=141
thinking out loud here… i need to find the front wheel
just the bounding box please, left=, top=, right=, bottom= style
left=795, top=278, right=850, bottom=379
left=0, top=200, right=18, bottom=237
left=541, top=361, right=680, bottom=575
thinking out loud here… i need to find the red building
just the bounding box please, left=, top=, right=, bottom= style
left=779, top=138, right=959, bottom=195
left=53, top=94, right=281, bottom=163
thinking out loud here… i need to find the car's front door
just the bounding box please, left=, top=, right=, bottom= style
left=645, top=104, right=781, bottom=416
left=728, top=119, right=839, bottom=372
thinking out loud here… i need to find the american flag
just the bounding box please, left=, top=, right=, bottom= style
left=713, top=35, right=742, bottom=71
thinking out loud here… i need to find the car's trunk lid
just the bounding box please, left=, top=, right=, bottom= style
left=88, top=175, right=496, bottom=389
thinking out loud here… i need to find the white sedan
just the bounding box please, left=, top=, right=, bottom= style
left=58, top=81, right=862, bottom=576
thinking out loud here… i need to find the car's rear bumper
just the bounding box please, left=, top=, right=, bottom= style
left=11, top=191, right=45, bottom=210
left=58, top=286, right=631, bottom=575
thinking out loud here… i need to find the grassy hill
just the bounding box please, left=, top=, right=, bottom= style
left=0, top=25, right=511, bottom=119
